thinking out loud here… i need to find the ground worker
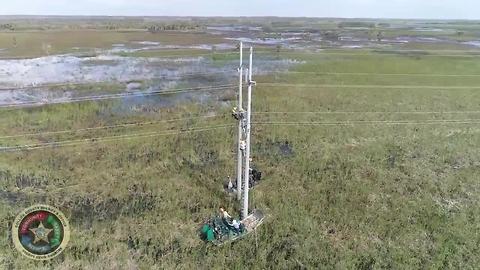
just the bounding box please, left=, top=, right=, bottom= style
left=227, top=176, right=233, bottom=191
left=232, top=219, right=241, bottom=234
left=219, top=207, right=232, bottom=224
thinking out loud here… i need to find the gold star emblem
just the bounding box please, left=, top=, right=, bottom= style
left=29, top=222, right=53, bottom=244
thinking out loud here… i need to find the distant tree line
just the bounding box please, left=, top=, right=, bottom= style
left=105, top=23, right=119, bottom=30
left=323, top=31, right=340, bottom=41
left=377, top=23, right=391, bottom=28
left=0, top=23, right=15, bottom=30
left=338, top=22, right=376, bottom=28
left=147, top=24, right=203, bottom=32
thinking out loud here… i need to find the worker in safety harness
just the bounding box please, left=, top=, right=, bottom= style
left=218, top=207, right=234, bottom=234
left=219, top=207, right=232, bottom=224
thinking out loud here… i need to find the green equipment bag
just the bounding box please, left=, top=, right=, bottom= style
left=206, top=228, right=215, bottom=241
left=201, top=224, right=215, bottom=242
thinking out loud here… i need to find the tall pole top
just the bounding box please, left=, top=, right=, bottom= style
left=239, top=42, right=243, bottom=67
left=249, top=47, right=253, bottom=81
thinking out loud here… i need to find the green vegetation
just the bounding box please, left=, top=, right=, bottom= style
left=0, top=30, right=224, bottom=58
left=1, top=49, right=480, bottom=269
left=1, top=17, right=480, bottom=269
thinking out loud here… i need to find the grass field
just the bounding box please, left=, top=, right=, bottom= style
left=1, top=18, right=480, bottom=269
left=2, top=49, right=480, bottom=269
left=0, top=30, right=225, bottom=58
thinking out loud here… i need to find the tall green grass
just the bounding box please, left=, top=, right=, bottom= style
left=1, top=49, right=480, bottom=269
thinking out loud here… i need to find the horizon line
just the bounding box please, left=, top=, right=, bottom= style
left=0, top=14, right=478, bottom=21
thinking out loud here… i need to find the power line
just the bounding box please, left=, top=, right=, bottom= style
left=2, top=82, right=476, bottom=110
left=4, top=63, right=477, bottom=93
left=254, top=111, right=480, bottom=115
left=257, top=51, right=480, bottom=58
left=256, top=48, right=480, bottom=54
left=3, top=119, right=480, bottom=153
left=258, top=83, right=480, bottom=90
left=0, top=84, right=235, bottom=109
left=0, top=50, right=239, bottom=61
left=123, top=51, right=239, bottom=58
left=14, top=69, right=478, bottom=94
left=0, top=114, right=222, bottom=139
left=254, top=119, right=480, bottom=126
left=0, top=71, right=237, bottom=91
left=3, top=111, right=480, bottom=140
left=273, top=71, right=480, bottom=77
left=0, top=124, right=234, bottom=153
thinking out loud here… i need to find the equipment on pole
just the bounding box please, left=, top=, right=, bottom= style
left=242, top=46, right=256, bottom=219
left=202, top=45, right=264, bottom=246
left=236, top=42, right=244, bottom=201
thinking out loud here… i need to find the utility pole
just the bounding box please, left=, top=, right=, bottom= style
left=242, top=47, right=255, bottom=219
left=236, top=43, right=243, bottom=201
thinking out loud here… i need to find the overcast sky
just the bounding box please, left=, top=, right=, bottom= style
left=0, top=0, right=478, bottom=20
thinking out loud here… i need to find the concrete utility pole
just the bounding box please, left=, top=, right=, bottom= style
left=236, top=43, right=243, bottom=201
left=245, top=67, right=249, bottom=85
left=242, top=47, right=255, bottom=219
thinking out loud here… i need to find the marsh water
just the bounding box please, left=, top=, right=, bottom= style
left=0, top=21, right=479, bottom=107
